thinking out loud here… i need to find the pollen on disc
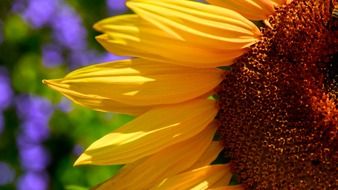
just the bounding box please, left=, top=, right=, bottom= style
left=217, top=0, right=338, bottom=189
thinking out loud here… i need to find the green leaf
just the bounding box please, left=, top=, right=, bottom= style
left=4, top=14, right=30, bottom=43
left=65, top=185, right=89, bottom=190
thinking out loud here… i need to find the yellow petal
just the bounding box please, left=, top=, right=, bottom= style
left=151, top=165, right=231, bottom=190
left=94, top=123, right=217, bottom=190
left=96, top=33, right=245, bottom=68
left=209, top=185, right=245, bottom=190
left=44, top=59, right=224, bottom=108
left=95, top=0, right=260, bottom=68
left=271, top=0, right=293, bottom=5
left=189, top=141, right=223, bottom=170
left=209, top=172, right=233, bottom=189
left=44, top=79, right=149, bottom=115
left=207, top=0, right=275, bottom=21
left=271, top=0, right=284, bottom=5
left=75, top=98, right=217, bottom=165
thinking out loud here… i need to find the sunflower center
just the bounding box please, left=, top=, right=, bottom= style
left=218, top=0, right=337, bottom=189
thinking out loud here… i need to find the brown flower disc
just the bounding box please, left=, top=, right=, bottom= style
left=218, top=0, right=338, bottom=189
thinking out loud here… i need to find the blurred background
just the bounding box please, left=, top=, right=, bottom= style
left=0, top=0, right=134, bottom=189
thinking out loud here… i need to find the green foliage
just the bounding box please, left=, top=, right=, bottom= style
left=65, top=186, right=88, bottom=190
left=4, top=15, right=31, bottom=43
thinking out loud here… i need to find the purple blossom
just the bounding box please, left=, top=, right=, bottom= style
left=16, top=130, right=48, bottom=149
left=19, top=144, right=50, bottom=171
left=69, top=50, right=126, bottom=69
left=68, top=49, right=110, bottom=69
left=0, top=67, right=13, bottom=111
left=68, top=50, right=97, bottom=69
left=17, top=172, right=49, bottom=190
left=16, top=132, right=36, bottom=148
left=0, top=162, right=16, bottom=185
left=107, top=0, right=127, bottom=13
left=51, top=6, right=87, bottom=50
left=20, top=120, right=50, bottom=143
left=11, top=0, right=25, bottom=13
left=22, top=0, right=59, bottom=28
left=42, top=44, right=63, bottom=68
left=72, top=144, right=84, bottom=157
left=98, top=53, right=127, bottom=63
left=16, top=95, right=54, bottom=123
left=57, top=98, right=72, bottom=113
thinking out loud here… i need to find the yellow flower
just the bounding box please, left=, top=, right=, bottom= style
left=44, top=0, right=337, bottom=189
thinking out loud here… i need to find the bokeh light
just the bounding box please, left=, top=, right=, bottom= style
left=0, top=162, right=15, bottom=185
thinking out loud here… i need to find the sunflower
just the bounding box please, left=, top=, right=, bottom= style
left=43, top=0, right=337, bottom=189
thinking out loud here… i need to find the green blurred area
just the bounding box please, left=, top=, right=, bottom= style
left=0, top=0, right=132, bottom=189
left=46, top=109, right=132, bottom=189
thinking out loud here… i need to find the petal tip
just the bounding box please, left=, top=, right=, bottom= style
left=42, top=79, right=65, bottom=92
left=93, top=23, right=100, bottom=31
left=42, top=79, right=48, bottom=85
left=74, top=153, right=92, bottom=166
left=42, top=79, right=56, bottom=88
left=93, top=21, right=103, bottom=32
left=95, top=34, right=109, bottom=43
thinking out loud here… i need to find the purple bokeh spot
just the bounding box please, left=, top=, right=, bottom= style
left=0, top=68, right=13, bottom=111
left=69, top=50, right=126, bottom=69
left=72, top=144, right=84, bottom=157
left=57, top=98, right=72, bottom=113
left=52, top=6, right=87, bottom=50
left=42, top=44, right=63, bottom=68
left=68, top=50, right=96, bottom=69
left=22, top=0, right=59, bottom=28
left=11, top=0, right=25, bottom=13
left=16, top=95, right=54, bottom=122
left=107, top=0, right=127, bottom=13
left=98, top=53, right=127, bottom=63
left=19, top=145, right=50, bottom=171
left=68, top=50, right=108, bottom=69
left=17, top=172, right=48, bottom=190
left=20, top=120, right=50, bottom=143
left=17, top=132, right=37, bottom=149
left=0, top=162, right=16, bottom=185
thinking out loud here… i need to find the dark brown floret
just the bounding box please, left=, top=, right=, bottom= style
left=218, top=0, right=338, bottom=189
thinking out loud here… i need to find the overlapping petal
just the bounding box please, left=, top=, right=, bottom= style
left=43, top=59, right=224, bottom=113
left=271, top=0, right=293, bottom=5
left=209, top=185, right=244, bottom=190
left=271, top=0, right=285, bottom=5
left=43, top=79, right=150, bottom=115
left=207, top=0, right=275, bottom=20
left=95, top=0, right=260, bottom=68
left=74, top=98, right=217, bottom=165
left=188, top=142, right=223, bottom=170
left=151, top=164, right=231, bottom=190
left=94, top=123, right=219, bottom=190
